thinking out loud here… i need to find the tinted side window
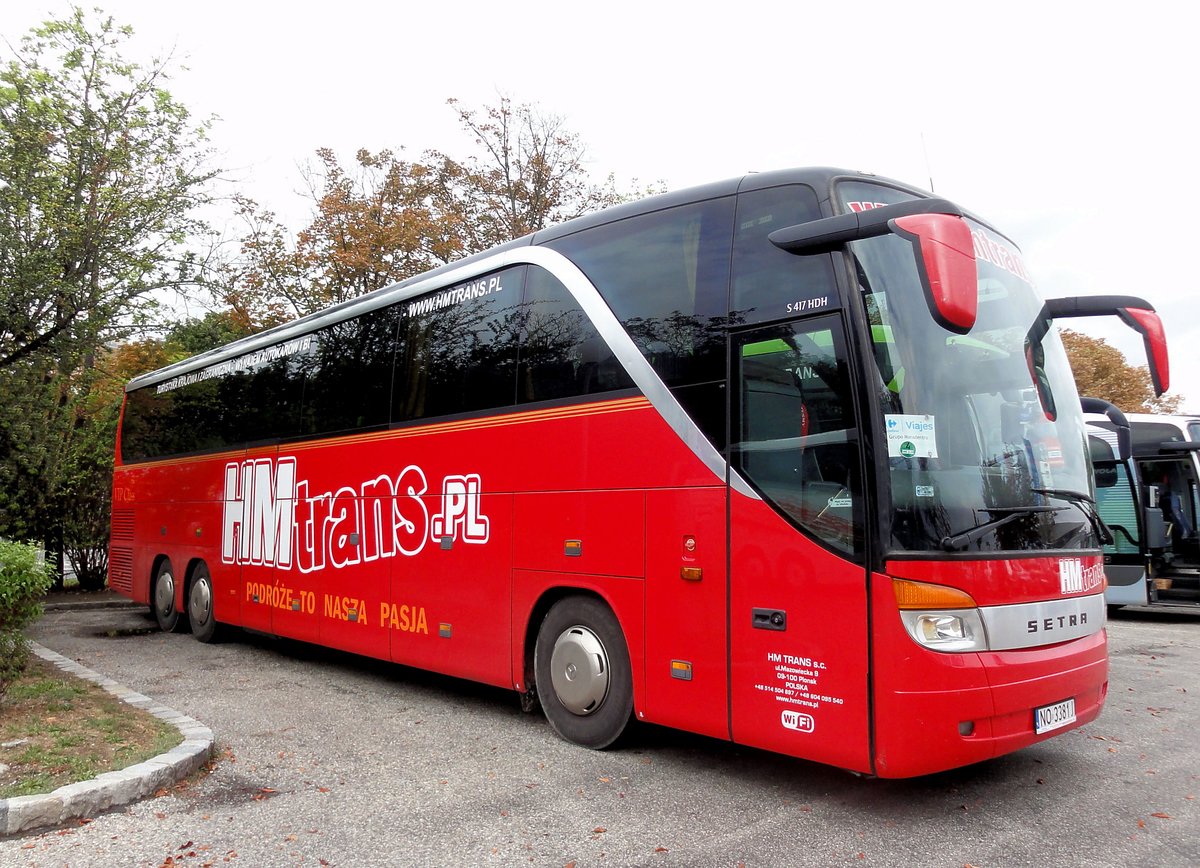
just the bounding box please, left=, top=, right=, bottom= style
left=121, top=387, right=177, bottom=462
left=300, top=306, right=401, bottom=437
left=732, top=185, right=838, bottom=324
left=393, top=267, right=523, bottom=422
left=121, top=337, right=307, bottom=460
left=222, top=355, right=303, bottom=445
left=546, top=197, right=734, bottom=387
left=731, top=315, right=863, bottom=559
left=518, top=266, right=634, bottom=403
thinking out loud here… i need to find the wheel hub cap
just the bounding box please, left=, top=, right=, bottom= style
left=155, top=572, right=175, bottom=616
left=550, top=625, right=610, bottom=716
left=189, top=579, right=212, bottom=625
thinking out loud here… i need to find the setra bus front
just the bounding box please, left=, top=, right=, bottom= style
left=725, top=178, right=1169, bottom=777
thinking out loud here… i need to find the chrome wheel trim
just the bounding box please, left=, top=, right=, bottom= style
left=549, top=625, right=610, bottom=716
left=189, top=575, right=213, bottom=626
left=154, top=570, right=175, bottom=618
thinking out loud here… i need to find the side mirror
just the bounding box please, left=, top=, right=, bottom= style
left=1028, top=295, right=1170, bottom=397
left=1117, top=308, right=1170, bottom=396
left=768, top=198, right=978, bottom=334
left=890, top=213, right=978, bottom=334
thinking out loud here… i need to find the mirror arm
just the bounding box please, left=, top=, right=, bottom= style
left=767, top=198, right=965, bottom=253
left=1081, top=396, right=1132, bottom=461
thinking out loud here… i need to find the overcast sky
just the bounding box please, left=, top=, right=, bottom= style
left=5, top=0, right=1197, bottom=410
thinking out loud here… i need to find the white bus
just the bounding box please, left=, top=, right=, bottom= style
left=1089, top=413, right=1200, bottom=608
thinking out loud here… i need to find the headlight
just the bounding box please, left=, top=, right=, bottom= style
left=899, top=608, right=987, bottom=652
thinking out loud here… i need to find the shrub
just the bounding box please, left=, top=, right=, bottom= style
left=0, top=540, right=55, bottom=701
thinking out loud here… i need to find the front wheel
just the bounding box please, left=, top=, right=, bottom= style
left=151, top=560, right=185, bottom=633
left=534, top=596, right=633, bottom=749
left=187, top=563, right=224, bottom=643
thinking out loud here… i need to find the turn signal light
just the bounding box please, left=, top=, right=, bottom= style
left=892, top=579, right=977, bottom=610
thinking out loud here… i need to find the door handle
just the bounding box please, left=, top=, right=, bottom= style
left=752, top=608, right=787, bottom=631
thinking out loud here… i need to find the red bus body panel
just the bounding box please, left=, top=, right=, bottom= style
left=728, top=494, right=872, bottom=774
left=111, top=395, right=1109, bottom=777
left=872, top=558, right=1109, bottom=778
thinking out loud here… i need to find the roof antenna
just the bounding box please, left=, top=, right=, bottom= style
left=921, top=132, right=935, bottom=193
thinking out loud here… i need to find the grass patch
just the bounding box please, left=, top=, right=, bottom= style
left=0, top=656, right=181, bottom=798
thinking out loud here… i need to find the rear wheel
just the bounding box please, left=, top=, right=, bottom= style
left=534, top=596, right=633, bottom=749
left=151, top=561, right=184, bottom=633
left=187, top=563, right=223, bottom=643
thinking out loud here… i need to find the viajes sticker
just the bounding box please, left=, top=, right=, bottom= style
left=885, top=414, right=938, bottom=459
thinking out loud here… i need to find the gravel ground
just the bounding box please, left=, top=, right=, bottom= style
left=0, top=604, right=1196, bottom=867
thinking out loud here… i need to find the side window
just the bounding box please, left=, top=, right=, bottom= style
left=300, top=307, right=401, bottom=438
left=517, top=266, right=634, bottom=403
left=393, top=267, right=523, bottom=422
left=731, top=314, right=862, bottom=558
left=545, top=197, right=734, bottom=388
left=731, top=185, right=837, bottom=324
left=121, top=338, right=307, bottom=460
left=222, top=353, right=303, bottom=445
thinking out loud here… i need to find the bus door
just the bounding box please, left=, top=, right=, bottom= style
left=726, top=314, right=873, bottom=772
left=1139, top=456, right=1200, bottom=598
left=1093, top=456, right=1149, bottom=606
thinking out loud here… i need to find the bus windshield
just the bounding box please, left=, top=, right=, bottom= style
left=839, top=181, right=1096, bottom=554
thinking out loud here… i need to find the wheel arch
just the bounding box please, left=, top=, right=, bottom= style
left=522, top=586, right=612, bottom=696
left=184, top=556, right=209, bottom=591
left=512, top=574, right=646, bottom=720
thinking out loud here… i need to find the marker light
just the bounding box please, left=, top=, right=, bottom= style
left=893, top=579, right=987, bottom=652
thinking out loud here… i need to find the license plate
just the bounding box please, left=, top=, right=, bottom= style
left=1034, top=697, right=1077, bottom=734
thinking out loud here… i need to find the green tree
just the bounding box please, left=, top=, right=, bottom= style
left=0, top=7, right=219, bottom=578
left=0, top=7, right=218, bottom=370
left=1061, top=328, right=1183, bottom=414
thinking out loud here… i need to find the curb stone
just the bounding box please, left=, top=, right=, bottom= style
left=42, top=600, right=141, bottom=612
left=0, top=643, right=215, bottom=836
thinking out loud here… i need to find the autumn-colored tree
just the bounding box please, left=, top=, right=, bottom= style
left=225, top=149, right=460, bottom=322
left=223, top=96, right=647, bottom=324
left=1061, top=328, right=1182, bottom=414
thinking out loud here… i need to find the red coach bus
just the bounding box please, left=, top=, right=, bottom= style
left=109, top=168, right=1169, bottom=777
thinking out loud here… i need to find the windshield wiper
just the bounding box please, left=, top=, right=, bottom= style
left=1031, top=488, right=1114, bottom=546
left=940, top=506, right=1063, bottom=552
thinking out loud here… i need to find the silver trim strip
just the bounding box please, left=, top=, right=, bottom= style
left=979, top=593, right=1106, bottom=651
left=126, top=247, right=757, bottom=498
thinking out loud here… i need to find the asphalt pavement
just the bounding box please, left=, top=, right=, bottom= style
left=0, top=603, right=1196, bottom=866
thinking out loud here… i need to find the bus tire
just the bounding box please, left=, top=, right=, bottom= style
left=187, top=563, right=223, bottom=644
left=534, top=596, right=633, bottom=750
left=151, top=560, right=185, bottom=633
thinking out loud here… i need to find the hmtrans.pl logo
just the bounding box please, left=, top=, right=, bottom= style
left=1059, top=558, right=1105, bottom=594
left=781, top=710, right=815, bottom=733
